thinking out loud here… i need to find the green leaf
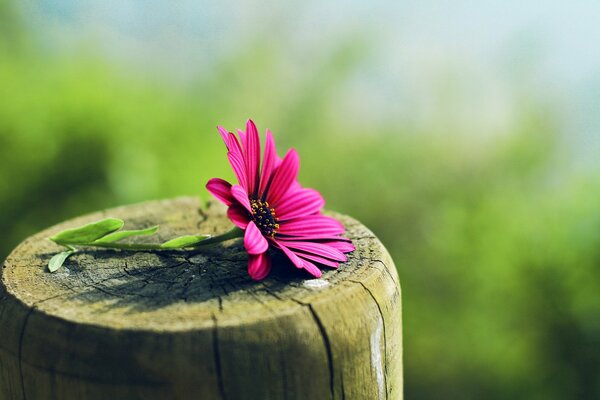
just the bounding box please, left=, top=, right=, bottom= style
left=49, top=218, right=124, bottom=245
left=48, top=249, right=75, bottom=272
left=160, top=235, right=211, bottom=249
left=93, top=226, right=159, bottom=244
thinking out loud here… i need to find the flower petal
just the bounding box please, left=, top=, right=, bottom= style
left=275, top=180, right=302, bottom=203
left=228, top=132, right=245, bottom=157
left=276, top=241, right=303, bottom=269
left=244, top=221, right=269, bottom=255
left=218, top=125, right=245, bottom=188
left=248, top=252, right=272, bottom=281
left=237, top=128, right=247, bottom=154
left=206, top=178, right=234, bottom=206
left=227, top=205, right=250, bottom=229
left=277, top=234, right=352, bottom=242
left=287, top=179, right=301, bottom=193
left=245, top=120, right=261, bottom=196
left=278, top=215, right=345, bottom=236
left=296, top=252, right=340, bottom=268
left=321, top=240, right=356, bottom=253
left=231, top=184, right=252, bottom=212
left=266, top=149, right=300, bottom=207
left=276, top=242, right=323, bottom=278
left=228, top=151, right=248, bottom=190
left=258, top=129, right=277, bottom=198
left=218, top=126, right=231, bottom=147
left=219, top=128, right=245, bottom=162
left=299, top=258, right=322, bottom=278
left=276, top=240, right=347, bottom=262
left=277, top=188, right=325, bottom=221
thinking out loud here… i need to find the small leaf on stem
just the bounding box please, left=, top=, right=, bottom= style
left=93, top=226, right=159, bottom=244
left=50, top=218, right=124, bottom=245
left=160, top=235, right=211, bottom=249
left=48, top=249, right=76, bottom=272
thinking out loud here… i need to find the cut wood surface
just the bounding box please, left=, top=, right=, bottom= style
left=0, top=197, right=402, bottom=400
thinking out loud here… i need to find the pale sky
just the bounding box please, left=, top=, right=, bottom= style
left=20, top=0, right=600, bottom=165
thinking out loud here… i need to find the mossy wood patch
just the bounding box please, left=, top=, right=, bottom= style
left=0, top=197, right=402, bottom=400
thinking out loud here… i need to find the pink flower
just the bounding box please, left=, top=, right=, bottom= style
left=206, top=119, right=355, bottom=280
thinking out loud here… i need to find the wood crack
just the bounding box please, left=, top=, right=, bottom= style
left=372, top=259, right=398, bottom=287
left=211, top=314, right=227, bottom=400
left=349, top=279, right=389, bottom=400
left=18, top=307, right=34, bottom=400
left=260, top=284, right=286, bottom=302
left=18, top=292, right=72, bottom=400
left=292, top=298, right=335, bottom=400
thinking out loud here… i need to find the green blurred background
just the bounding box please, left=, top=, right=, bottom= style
left=1, top=1, right=599, bottom=398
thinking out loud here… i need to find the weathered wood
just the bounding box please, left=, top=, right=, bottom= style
left=0, top=197, right=402, bottom=400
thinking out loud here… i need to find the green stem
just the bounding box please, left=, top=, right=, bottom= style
left=191, top=227, right=244, bottom=247
left=82, top=242, right=166, bottom=251
left=53, top=227, right=244, bottom=252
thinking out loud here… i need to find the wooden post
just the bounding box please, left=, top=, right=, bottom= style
left=0, top=197, right=402, bottom=399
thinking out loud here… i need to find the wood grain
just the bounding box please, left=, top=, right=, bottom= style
left=0, top=197, right=402, bottom=400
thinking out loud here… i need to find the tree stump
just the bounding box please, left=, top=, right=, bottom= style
left=0, top=197, right=402, bottom=400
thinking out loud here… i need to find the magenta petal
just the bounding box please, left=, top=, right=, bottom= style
left=322, top=240, right=356, bottom=253
left=277, top=242, right=304, bottom=269
left=273, top=156, right=282, bottom=170
left=206, top=178, right=234, bottom=206
left=278, top=215, right=345, bottom=236
left=244, top=221, right=269, bottom=255
left=231, top=184, right=252, bottom=212
left=299, top=258, right=322, bottom=278
left=287, top=180, right=302, bottom=193
left=258, top=129, right=277, bottom=198
left=296, top=252, right=340, bottom=268
left=225, top=131, right=244, bottom=158
left=277, top=234, right=352, bottom=242
left=227, top=151, right=248, bottom=190
left=277, top=241, right=347, bottom=262
left=245, top=120, right=261, bottom=196
left=218, top=126, right=231, bottom=148
left=248, top=252, right=272, bottom=281
left=275, top=181, right=303, bottom=205
left=277, top=188, right=325, bottom=221
left=227, top=205, right=250, bottom=229
left=266, top=149, right=300, bottom=207
left=276, top=242, right=322, bottom=277
left=227, top=131, right=246, bottom=164
left=237, top=128, right=247, bottom=153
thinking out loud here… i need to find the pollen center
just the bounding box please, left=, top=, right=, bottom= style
left=250, top=199, right=279, bottom=237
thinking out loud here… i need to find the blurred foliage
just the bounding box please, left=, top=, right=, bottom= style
left=1, top=2, right=599, bottom=399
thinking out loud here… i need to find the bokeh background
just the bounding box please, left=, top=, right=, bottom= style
left=2, top=1, right=599, bottom=398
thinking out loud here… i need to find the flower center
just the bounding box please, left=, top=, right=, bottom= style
left=250, top=199, right=279, bottom=237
